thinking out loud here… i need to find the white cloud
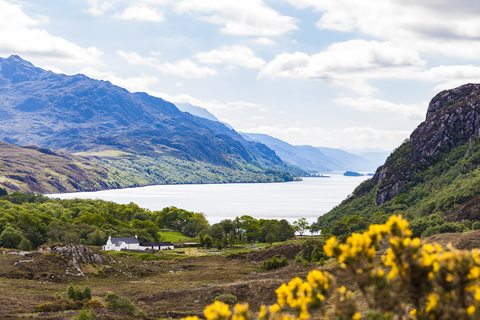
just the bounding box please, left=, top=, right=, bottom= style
left=259, top=40, right=424, bottom=95
left=175, top=0, right=298, bottom=36
left=80, top=67, right=159, bottom=93
left=114, top=5, right=164, bottom=22
left=254, top=37, right=275, bottom=45
left=156, top=59, right=217, bottom=78
left=0, top=0, right=102, bottom=65
left=247, top=115, right=266, bottom=121
left=282, top=0, right=480, bottom=60
left=195, top=45, right=265, bottom=69
left=148, top=91, right=269, bottom=112
left=117, top=50, right=158, bottom=66
left=117, top=50, right=217, bottom=78
left=419, top=65, right=480, bottom=91
left=85, top=0, right=115, bottom=16
left=41, top=65, right=65, bottom=74
left=334, top=97, right=428, bottom=120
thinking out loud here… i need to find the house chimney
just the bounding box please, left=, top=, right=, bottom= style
left=135, top=235, right=137, bottom=238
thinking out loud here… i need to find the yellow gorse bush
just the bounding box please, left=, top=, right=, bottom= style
left=182, top=215, right=480, bottom=320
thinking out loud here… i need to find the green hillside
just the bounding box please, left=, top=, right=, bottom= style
left=317, top=84, right=480, bottom=240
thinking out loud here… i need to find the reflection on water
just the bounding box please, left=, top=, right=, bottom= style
left=49, top=173, right=370, bottom=225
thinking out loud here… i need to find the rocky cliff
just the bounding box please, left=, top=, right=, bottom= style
left=353, top=84, right=480, bottom=205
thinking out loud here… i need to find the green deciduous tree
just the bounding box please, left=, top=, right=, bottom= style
left=266, top=232, right=275, bottom=245
left=293, top=218, right=309, bottom=236
left=0, top=226, right=25, bottom=249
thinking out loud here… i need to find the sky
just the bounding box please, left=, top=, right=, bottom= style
left=2, top=0, right=480, bottom=150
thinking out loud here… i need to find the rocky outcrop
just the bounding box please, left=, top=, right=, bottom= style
left=38, top=243, right=103, bottom=277
left=366, top=84, right=480, bottom=205
left=411, top=84, right=480, bottom=165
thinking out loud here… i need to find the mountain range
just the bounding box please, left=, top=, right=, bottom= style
left=174, top=103, right=390, bottom=173
left=0, top=55, right=306, bottom=193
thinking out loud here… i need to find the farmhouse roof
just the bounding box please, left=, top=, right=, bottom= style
left=110, top=237, right=139, bottom=245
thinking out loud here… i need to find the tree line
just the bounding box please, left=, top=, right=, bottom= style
left=0, top=193, right=308, bottom=250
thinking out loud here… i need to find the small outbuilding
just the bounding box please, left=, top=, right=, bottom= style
left=140, top=241, right=174, bottom=250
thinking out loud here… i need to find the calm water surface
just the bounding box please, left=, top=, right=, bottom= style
left=50, top=173, right=370, bottom=224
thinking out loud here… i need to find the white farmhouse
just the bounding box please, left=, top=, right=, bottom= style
left=103, top=235, right=141, bottom=251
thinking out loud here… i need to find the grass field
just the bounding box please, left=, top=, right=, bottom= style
left=159, top=231, right=194, bottom=242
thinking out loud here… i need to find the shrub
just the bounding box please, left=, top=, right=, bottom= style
left=259, top=255, right=288, bottom=272
left=34, top=299, right=81, bottom=312
left=83, top=286, right=92, bottom=300
left=67, top=285, right=91, bottom=301
left=294, top=253, right=303, bottom=264
left=474, top=221, right=480, bottom=230
left=214, top=294, right=238, bottom=304
left=83, top=299, right=105, bottom=309
left=75, top=308, right=95, bottom=320
left=299, top=239, right=325, bottom=262
left=73, top=287, right=84, bottom=301
left=182, top=215, right=480, bottom=320
left=104, top=292, right=136, bottom=314
left=310, top=248, right=327, bottom=263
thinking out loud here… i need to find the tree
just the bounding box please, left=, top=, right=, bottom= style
left=18, top=238, right=32, bottom=251
left=198, top=233, right=205, bottom=248
left=309, top=223, right=320, bottom=236
left=204, top=235, right=213, bottom=249
left=293, top=218, right=309, bottom=236
left=88, top=229, right=106, bottom=246
left=209, top=224, right=225, bottom=240
left=228, top=233, right=236, bottom=246
left=0, top=226, right=25, bottom=249
left=276, top=219, right=295, bottom=241
left=221, top=235, right=228, bottom=248
left=330, top=221, right=348, bottom=236
left=266, top=232, right=275, bottom=245
left=215, top=239, right=222, bottom=250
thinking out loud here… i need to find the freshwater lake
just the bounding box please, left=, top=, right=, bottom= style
left=49, top=173, right=370, bottom=225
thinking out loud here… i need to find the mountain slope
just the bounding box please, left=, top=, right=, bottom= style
left=0, top=141, right=123, bottom=194
left=240, top=132, right=377, bottom=172
left=318, top=83, right=480, bottom=237
left=0, top=55, right=300, bottom=185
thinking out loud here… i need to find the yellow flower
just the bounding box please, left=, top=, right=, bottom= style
left=410, top=309, right=417, bottom=315
left=352, top=312, right=361, bottom=320
left=324, top=236, right=337, bottom=257
left=232, top=303, right=249, bottom=320
left=182, top=317, right=199, bottom=320
left=204, top=301, right=231, bottom=320
left=468, top=266, right=480, bottom=280
left=475, top=288, right=480, bottom=301
left=467, top=305, right=476, bottom=315
left=425, top=293, right=439, bottom=313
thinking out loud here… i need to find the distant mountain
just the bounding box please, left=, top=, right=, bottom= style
left=316, top=147, right=374, bottom=171
left=175, top=102, right=235, bottom=130
left=0, top=55, right=303, bottom=191
left=240, top=132, right=379, bottom=172
left=341, top=147, right=391, bottom=169
left=175, top=103, right=219, bottom=122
